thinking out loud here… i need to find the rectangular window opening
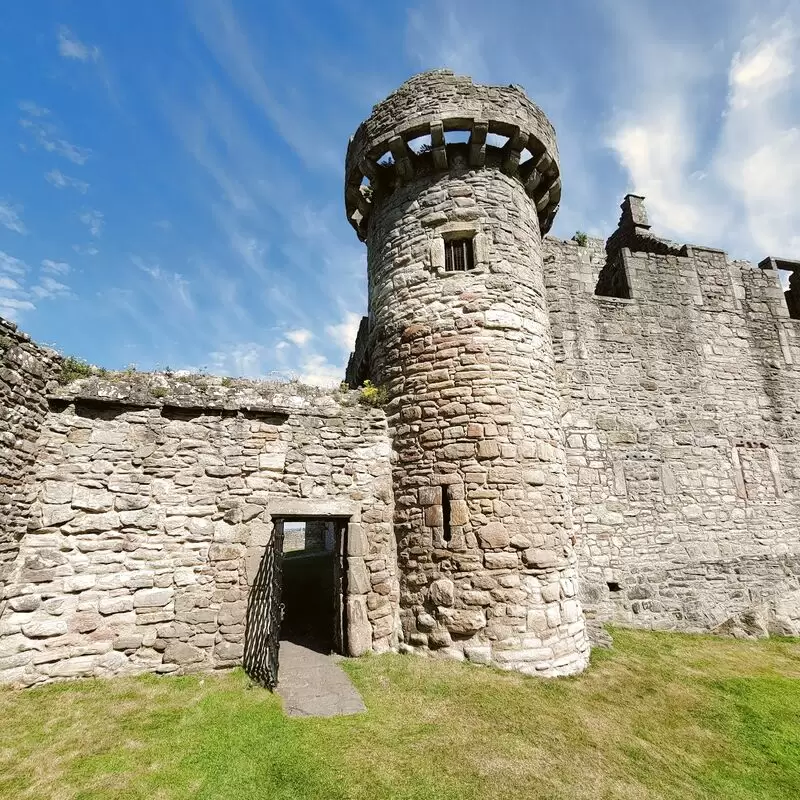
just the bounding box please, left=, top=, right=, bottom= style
left=444, top=237, right=475, bottom=272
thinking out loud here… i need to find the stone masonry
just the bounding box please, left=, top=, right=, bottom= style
left=0, top=69, right=798, bottom=685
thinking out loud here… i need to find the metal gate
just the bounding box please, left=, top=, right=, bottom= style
left=243, top=519, right=285, bottom=689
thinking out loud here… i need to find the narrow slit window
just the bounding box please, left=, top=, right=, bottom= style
left=444, top=238, right=475, bottom=272
left=441, top=486, right=452, bottom=542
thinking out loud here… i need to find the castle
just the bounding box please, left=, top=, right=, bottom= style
left=0, top=70, right=798, bottom=687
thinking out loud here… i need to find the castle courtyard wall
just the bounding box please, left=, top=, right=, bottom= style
left=545, top=235, right=800, bottom=636
left=0, top=378, right=395, bottom=686
left=0, top=320, right=59, bottom=603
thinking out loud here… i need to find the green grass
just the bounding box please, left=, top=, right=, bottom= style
left=2, top=629, right=799, bottom=799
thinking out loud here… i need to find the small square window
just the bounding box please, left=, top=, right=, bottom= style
left=444, top=237, right=475, bottom=272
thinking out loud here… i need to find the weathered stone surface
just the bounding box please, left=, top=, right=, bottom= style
left=22, top=619, right=68, bottom=638
left=133, top=589, right=173, bottom=608
left=477, top=523, right=510, bottom=550
left=72, top=486, right=113, bottom=512
left=439, top=608, right=486, bottom=636
left=164, top=642, right=205, bottom=665
left=429, top=578, right=455, bottom=607
left=347, top=596, right=372, bottom=657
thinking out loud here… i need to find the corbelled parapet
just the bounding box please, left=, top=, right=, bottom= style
left=344, top=70, right=562, bottom=241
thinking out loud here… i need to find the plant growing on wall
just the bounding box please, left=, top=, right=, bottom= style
left=59, top=356, right=99, bottom=384
left=359, top=380, right=387, bottom=407
left=572, top=231, right=589, bottom=247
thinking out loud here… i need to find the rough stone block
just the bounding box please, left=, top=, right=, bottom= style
left=484, top=552, right=519, bottom=570
left=22, top=619, right=68, bottom=638
left=478, top=522, right=510, bottom=549
left=133, top=588, right=174, bottom=608
left=439, top=608, right=486, bottom=635
left=164, top=642, right=205, bottom=665
left=523, top=549, right=557, bottom=569
left=72, top=486, right=113, bottom=512
left=348, top=557, right=371, bottom=595
left=99, top=596, right=134, bottom=615
left=346, top=596, right=372, bottom=657
left=429, top=578, right=455, bottom=607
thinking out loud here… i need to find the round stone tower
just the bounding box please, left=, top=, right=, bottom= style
left=345, top=70, right=589, bottom=675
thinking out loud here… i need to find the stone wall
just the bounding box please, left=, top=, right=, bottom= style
left=545, top=201, right=800, bottom=637
left=0, top=376, right=394, bottom=685
left=0, top=319, right=59, bottom=605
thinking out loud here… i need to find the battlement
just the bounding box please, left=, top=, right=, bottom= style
left=344, top=70, right=562, bottom=240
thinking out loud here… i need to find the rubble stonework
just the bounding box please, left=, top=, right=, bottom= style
left=0, top=320, right=60, bottom=605
left=0, top=70, right=799, bottom=685
left=0, top=378, right=394, bottom=685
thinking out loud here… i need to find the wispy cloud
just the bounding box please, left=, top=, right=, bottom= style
left=46, top=168, right=89, bottom=193
left=19, top=103, right=91, bottom=165
left=188, top=0, right=343, bottom=173
left=73, top=244, right=99, bottom=256
left=406, top=6, right=489, bottom=77
left=0, top=252, right=27, bottom=276
left=31, top=276, right=70, bottom=300
left=0, top=251, right=72, bottom=322
left=79, top=210, right=104, bottom=237
left=42, top=259, right=70, bottom=275
left=0, top=202, right=27, bottom=235
left=58, top=26, right=100, bottom=62
left=18, top=101, right=49, bottom=117
left=132, top=255, right=194, bottom=311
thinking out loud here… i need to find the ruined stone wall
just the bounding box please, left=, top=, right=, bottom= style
left=545, top=230, right=800, bottom=636
left=0, top=320, right=59, bottom=603
left=0, top=377, right=394, bottom=685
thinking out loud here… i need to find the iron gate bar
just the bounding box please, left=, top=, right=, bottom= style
left=243, top=520, right=284, bottom=689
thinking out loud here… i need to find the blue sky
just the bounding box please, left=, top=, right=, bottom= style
left=1, top=1, right=798, bottom=382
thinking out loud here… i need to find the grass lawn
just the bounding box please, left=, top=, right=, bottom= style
left=2, top=629, right=799, bottom=800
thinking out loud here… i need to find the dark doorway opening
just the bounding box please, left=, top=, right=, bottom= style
left=275, top=517, right=348, bottom=655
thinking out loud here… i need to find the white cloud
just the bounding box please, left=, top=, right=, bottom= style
left=58, top=26, right=100, bottom=62
left=0, top=297, right=35, bottom=322
left=0, top=276, right=21, bottom=292
left=46, top=169, right=89, bottom=193
left=19, top=107, right=91, bottom=165
left=285, top=328, right=312, bottom=347
left=18, top=101, right=49, bottom=117
left=297, top=353, right=343, bottom=387
left=729, top=28, right=795, bottom=107
left=31, top=276, right=70, bottom=300
left=188, top=0, right=341, bottom=172
left=155, top=219, right=172, bottom=231
left=0, top=202, right=27, bottom=235
left=605, top=6, right=800, bottom=261
left=73, top=244, right=99, bottom=256
left=0, top=252, right=28, bottom=276
left=0, top=252, right=34, bottom=322
left=79, top=210, right=104, bottom=238
left=326, top=311, right=361, bottom=353
left=132, top=255, right=194, bottom=311
left=42, top=259, right=70, bottom=275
